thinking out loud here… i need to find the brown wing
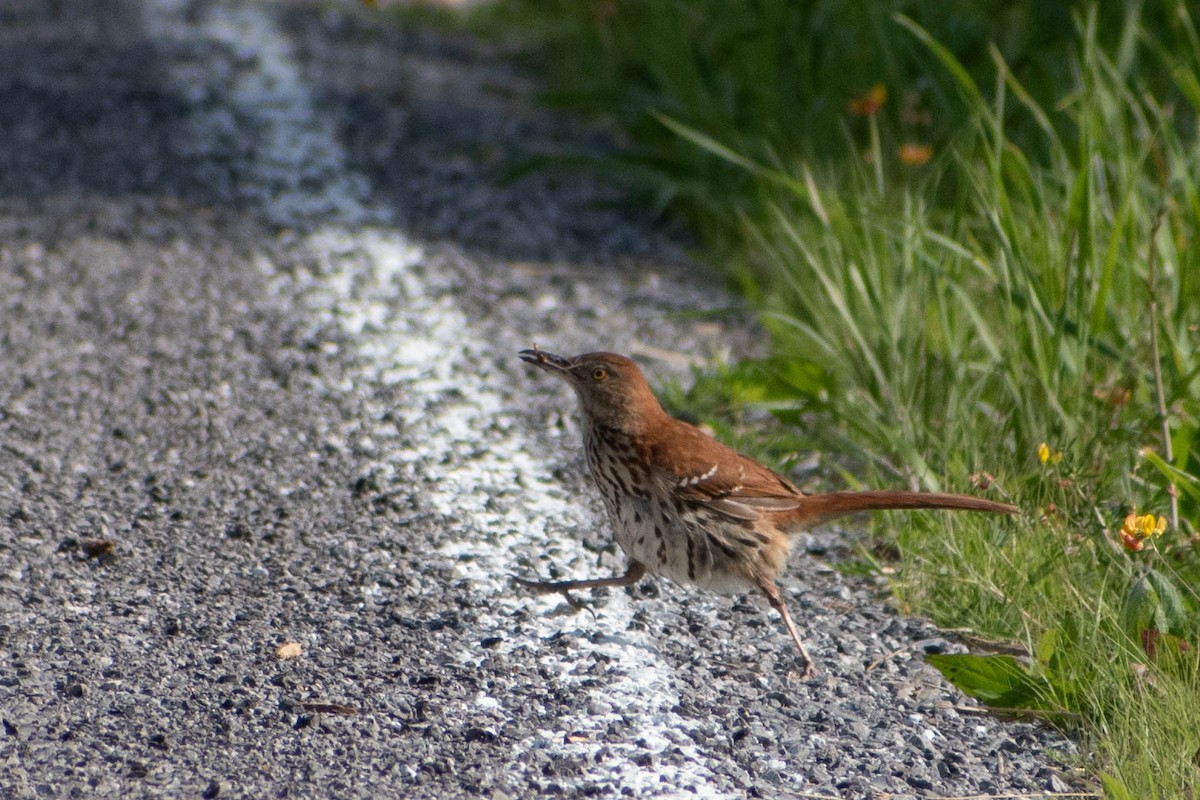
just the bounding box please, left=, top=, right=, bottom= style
left=646, top=417, right=805, bottom=521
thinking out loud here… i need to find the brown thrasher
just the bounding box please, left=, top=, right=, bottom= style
left=516, top=347, right=1017, bottom=677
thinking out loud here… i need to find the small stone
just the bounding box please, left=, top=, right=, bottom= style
left=275, top=642, right=302, bottom=660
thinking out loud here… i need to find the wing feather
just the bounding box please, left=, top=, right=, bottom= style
left=647, top=418, right=804, bottom=522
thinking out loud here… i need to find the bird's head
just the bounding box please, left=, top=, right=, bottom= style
left=519, top=347, right=664, bottom=431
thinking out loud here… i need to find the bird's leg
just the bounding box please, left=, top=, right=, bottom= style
left=760, top=582, right=816, bottom=679
left=514, top=561, right=646, bottom=607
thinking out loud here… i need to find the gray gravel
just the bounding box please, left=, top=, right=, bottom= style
left=0, top=1, right=1077, bottom=797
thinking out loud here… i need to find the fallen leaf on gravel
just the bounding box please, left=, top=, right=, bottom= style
left=564, top=732, right=589, bottom=744
left=300, top=702, right=358, bottom=716
left=275, top=641, right=303, bottom=660
left=80, top=538, right=115, bottom=558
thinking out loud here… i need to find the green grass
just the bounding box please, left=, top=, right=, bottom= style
left=413, top=0, right=1200, bottom=795
left=664, top=15, right=1200, bottom=788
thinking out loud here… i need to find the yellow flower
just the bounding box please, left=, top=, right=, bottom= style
left=1037, top=442, right=1063, bottom=465
left=897, top=143, right=932, bottom=166
left=1124, top=513, right=1167, bottom=538
left=1120, top=512, right=1168, bottom=552
left=848, top=84, right=887, bottom=117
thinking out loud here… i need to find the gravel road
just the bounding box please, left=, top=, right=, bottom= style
left=0, top=1, right=1077, bottom=797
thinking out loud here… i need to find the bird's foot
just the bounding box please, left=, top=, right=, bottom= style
left=511, top=575, right=589, bottom=610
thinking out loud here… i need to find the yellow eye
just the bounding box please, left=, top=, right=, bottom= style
left=591, top=367, right=608, bottom=382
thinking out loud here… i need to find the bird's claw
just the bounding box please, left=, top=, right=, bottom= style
left=511, top=575, right=588, bottom=609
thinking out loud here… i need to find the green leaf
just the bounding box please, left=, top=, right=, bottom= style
left=713, top=357, right=833, bottom=406
left=893, top=14, right=985, bottom=114
left=1099, top=772, right=1135, bottom=800
left=925, top=653, right=1045, bottom=709
left=1121, top=573, right=1166, bottom=642
left=1140, top=448, right=1200, bottom=505
left=1143, top=570, right=1188, bottom=636
left=1170, top=423, right=1197, bottom=472
left=1121, top=569, right=1188, bottom=642
left=1035, top=628, right=1057, bottom=668
left=767, top=358, right=833, bottom=401
left=652, top=113, right=763, bottom=176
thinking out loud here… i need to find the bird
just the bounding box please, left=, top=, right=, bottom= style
left=515, top=346, right=1017, bottom=677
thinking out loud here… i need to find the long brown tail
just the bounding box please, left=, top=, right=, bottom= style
left=787, top=490, right=1018, bottom=529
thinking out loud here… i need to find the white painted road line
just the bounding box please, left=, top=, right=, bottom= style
left=140, top=0, right=731, bottom=793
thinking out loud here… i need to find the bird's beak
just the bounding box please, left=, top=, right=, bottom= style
left=519, top=347, right=573, bottom=378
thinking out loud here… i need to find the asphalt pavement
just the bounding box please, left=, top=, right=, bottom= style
left=0, top=1, right=1077, bottom=797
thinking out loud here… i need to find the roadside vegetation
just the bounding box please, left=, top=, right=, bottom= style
left=387, top=2, right=1199, bottom=795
